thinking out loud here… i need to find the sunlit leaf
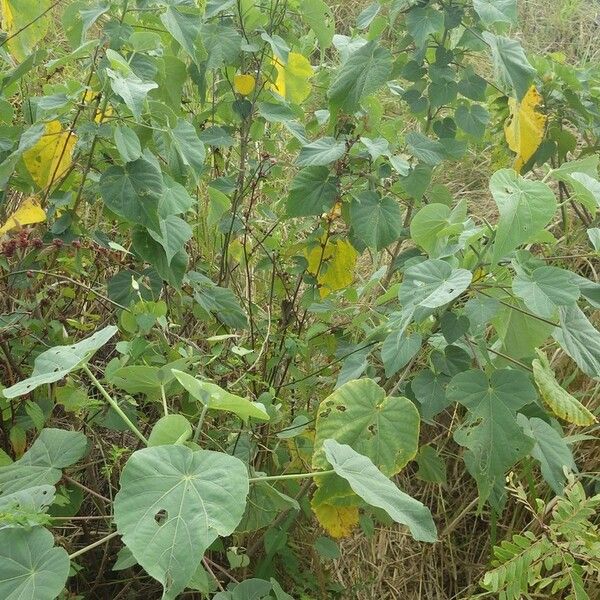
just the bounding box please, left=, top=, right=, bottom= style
left=504, top=86, right=547, bottom=172
left=270, top=52, right=313, bottom=104
left=306, top=238, right=358, bottom=297
left=0, top=197, right=45, bottom=235
left=22, top=120, right=77, bottom=190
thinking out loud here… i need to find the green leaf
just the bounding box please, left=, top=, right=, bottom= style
left=172, top=370, right=270, bottom=422
left=490, top=169, right=556, bottom=263
left=100, top=159, right=163, bottom=230
left=170, top=120, right=206, bottom=184
left=106, top=69, right=157, bottom=121
left=0, top=428, right=87, bottom=495
left=301, top=0, right=335, bottom=49
left=114, top=125, right=142, bottom=162
left=400, top=259, right=472, bottom=311
left=312, top=379, right=420, bottom=476
left=350, top=191, right=403, bottom=250
left=296, top=137, right=346, bottom=167
left=415, top=445, right=447, bottom=485
left=132, top=229, right=188, bottom=288
left=148, top=216, right=192, bottom=266
left=381, top=330, right=422, bottom=377
left=448, top=369, right=537, bottom=505
left=553, top=305, right=600, bottom=379
left=405, top=7, right=444, bottom=48
left=322, top=440, right=437, bottom=542
left=517, top=414, right=575, bottom=495
left=550, top=157, right=600, bottom=211
left=411, top=369, right=451, bottom=421
left=473, top=0, right=517, bottom=25
left=455, top=103, right=490, bottom=138
left=532, top=350, right=596, bottom=425
left=161, top=6, right=202, bottom=63
left=0, top=527, right=70, bottom=600
left=286, top=167, right=338, bottom=217
left=328, top=41, right=393, bottom=113
left=188, top=272, right=248, bottom=329
left=114, top=445, right=249, bottom=600
left=483, top=33, right=536, bottom=101
left=410, top=201, right=468, bottom=258
left=200, top=23, right=241, bottom=70
left=406, top=132, right=446, bottom=166
left=237, top=482, right=299, bottom=532
left=2, top=326, right=117, bottom=399
left=148, top=414, right=193, bottom=446
left=512, top=266, right=579, bottom=318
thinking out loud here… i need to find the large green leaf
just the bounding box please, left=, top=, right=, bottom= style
left=100, top=158, right=163, bottom=230
left=286, top=166, right=338, bottom=217
left=400, top=259, right=472, bottom=312
left=296, top=137, right=346, bottom=167
left=301, top=0, right=335, bottom=49
left=148, top=215, right=192, bottom=266
left=553, top=305, right=600, bottom=379
left=447, top=369, right=537, bottom=506
left=160, top=6, right=202, bottom=63
left=322, top=440, right=437, bottom=542
left=483, top=33, right=536, bottom=101
left=328, top=41, right=392, bottom=112
left=350, top=191, right=403, bottom=250
left=512, top=266, right=579, bottom=318
left=532, top=350, right=596, bottom=425
left=411, top=369, right=451, bottom=421
left=170, top=120, right=205, bottom=184
left=410, top=201, right=468, bottom=258
left=381, top=330, right=422, bottom=377
left=237, top=482, right=299, bottom=533
left=0, top=485, right=55, bottom=528
left=2, top=326, right=117, bottom=398
left=489, top=169, right=556, bottom=263
left=0, top=527, right=70, bottom=600
left=172, top=370, right=270, bottom=422
left=106, top=69, right=157, bottom=121
left=147, top=414, right=193, bottom=447
left=312, top=379, right=419, bottom=475
left=517, top=414, right=575, bottom=495
left=114, top=445, right=249, bottom=600
left=405, top=7, right=444, bottom=48
left=473, top=0, right=517, bottom=25
left=0, top=429, right=87, bottom=495
left=551, top=156, right=600, bottom=212
left=188, top=273, right=248, bottom=329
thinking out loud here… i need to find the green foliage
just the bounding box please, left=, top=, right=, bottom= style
left=0, top=0, right=599, bottom=597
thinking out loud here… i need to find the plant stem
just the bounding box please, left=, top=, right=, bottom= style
left=82, top=364, right=148, bottom=446
left=248, top=469, right=335, bottom=483
left=69, top=530, right=119, bottom=560
left=160, top=384, right=168, bottom=417
left=193, top=404, right=209, bottom=444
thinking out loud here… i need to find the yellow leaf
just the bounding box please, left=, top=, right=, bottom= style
left=312, top=501, right=359, bottom=538
left=306, top=238, right=357, bottom=298
left=84, top=91, right=113, bottom=123
left=1, top=0, right=51, bottom=62
left=22, top=120, right=77, bottom=190
left=234, top=74, right=256, bottom=96
left=270, top=52, right=313, bottom=104
left=0, top=197, right=46, bottom=235
left=504, top=86, right=547, bottom=173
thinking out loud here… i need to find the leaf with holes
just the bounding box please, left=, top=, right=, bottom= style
left=114, top=445, right=249, bottom=600
left=0, top=527, right=70, bottom=600
left=2, top=326, right=117, bottom=398
left=448, top=369, right=537, bottom=506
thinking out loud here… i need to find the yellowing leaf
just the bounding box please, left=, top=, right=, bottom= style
left=532, top=350, right=596, bottom=426
left=22, top=120, right=77, bottom=190
left=286, top=430, right=314, bottom=472
left=306, top=238, right=358, bottom=298
left=270, top=52, right=313, bottom=104
left=504, top=86, right=547, bottom=173
left=312, top=501, right=359, bottom=538
left=1, top=0, right=51, bottom=62
left=234, top=74, right=256, bottom=96
left=0, top=197, right=46, bottom=235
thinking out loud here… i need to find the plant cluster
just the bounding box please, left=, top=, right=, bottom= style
left=0, top=0, right=599, bottom=598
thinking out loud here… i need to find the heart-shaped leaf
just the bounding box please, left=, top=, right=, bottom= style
left=114, top=445, right=249, bottom=599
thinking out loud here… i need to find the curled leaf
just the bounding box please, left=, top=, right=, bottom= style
left=504, top=85, right=547, bottom=173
